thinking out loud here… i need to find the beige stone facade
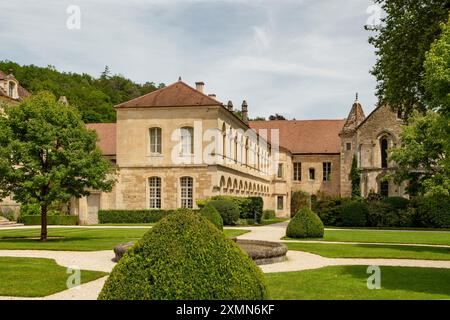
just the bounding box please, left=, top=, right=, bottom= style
left=0, top=74, right=408, bottom=224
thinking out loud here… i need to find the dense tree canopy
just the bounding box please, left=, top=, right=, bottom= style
left=366, top=0, right=450, bottom=117
left=0, top=92, right=117, bottom=240
left=0, top=61, right=164, bottom=123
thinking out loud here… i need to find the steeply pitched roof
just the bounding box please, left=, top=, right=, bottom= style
left=340, top=100, right=365, bottom=135
left=86, top=123, right=116, bottom=156
left=115, top=80, right=223, bottom=108
left=249, top=119, right=346, bottom=154
left=0, top=70, right=31, bottom=101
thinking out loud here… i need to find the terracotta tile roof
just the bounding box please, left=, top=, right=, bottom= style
left=249, top=119, right=346, bottom=154
left=86, top=123, right=116, bottom=156
left=116, top=80, right=223, bottom=108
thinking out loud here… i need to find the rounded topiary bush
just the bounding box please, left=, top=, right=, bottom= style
left=200, top=204, right=223, bottom=230
left=208, top=199, right=240, bottom=225
left=341, top=201, right=368, bottom=227
left=98, top=210, right=268, bottom=300
left=286, top=208, right=324, bottom=238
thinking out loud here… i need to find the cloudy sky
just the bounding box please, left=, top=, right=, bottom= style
left=0, top=0, right=381, bottom=120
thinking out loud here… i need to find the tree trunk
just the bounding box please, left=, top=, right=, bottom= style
left=40, top=204, right=48, bottom=241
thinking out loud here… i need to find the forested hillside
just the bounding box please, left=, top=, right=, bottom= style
left=0, top=61, right=164, bottom=123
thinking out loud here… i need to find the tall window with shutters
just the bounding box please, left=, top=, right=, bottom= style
left=149, top=127, right=162, bottom=154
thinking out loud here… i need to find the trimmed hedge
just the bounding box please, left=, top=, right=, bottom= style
left=341, top=202, right=368, bottom=227
left=98, top=210, right=176, bottom=224
left=286, top=208, right=324, bottom=238
left=200, top=204, right=223, bottom=230
left=411, top=195, right=450, bottom=228
left=208, top=199, right=240, bottom=225
left=98, top=210, right=268, bottom=300
left=20, top=215, right=78, bottom=225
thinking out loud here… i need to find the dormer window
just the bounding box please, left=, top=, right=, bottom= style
left=8, top=81, right=16, bottom=98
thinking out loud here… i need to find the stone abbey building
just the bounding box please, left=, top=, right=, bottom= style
left=0, top=74, right=407, bottom=224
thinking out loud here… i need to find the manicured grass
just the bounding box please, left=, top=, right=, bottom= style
left=0, top=257, right=107, bottom=297
left=259, top=218, right=289, bottom=226
left=0, top=227, right=249, bottom=251
left=93, top=223, right=154, bottom=226
left=285, top=229, right=450, bottom=245
left=223, top=229, right=250, bottom=238
left=0, top=228, right=149, bottom=251
left=266, top=265, right=450, bottom=300
left=286, top=242, right=450, bottom=260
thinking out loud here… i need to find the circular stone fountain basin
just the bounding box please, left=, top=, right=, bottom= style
left=232, top=239, right=288, bottom=265
left=113, top=239, right=287, bottom=265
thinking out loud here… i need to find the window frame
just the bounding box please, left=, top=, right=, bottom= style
left=277, top=163, right=284, bottom=179
left=277, top=196, right=284, bottom=211
left=148, top=176, right=161, bottom=209
left=180, top=176, right=194, bottom=209
left=293, top=162, right=301, bottom=181
left=322, top=162, right=332, bottom=182
left=180, top=126, right=194, bottom=156
left=149, top=127, right=162, bottom=154
left=309, top=168, right=315, bottom=181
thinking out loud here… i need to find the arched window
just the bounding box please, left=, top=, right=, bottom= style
left=148, top=177, right=161, bottom=209
left=381, top=138, right=388, bottom=168
left=180, top=127, right=194, bottom=155
left=180, top=176, right=193, bottom=208
left=149, top=127, right=162, bottom=154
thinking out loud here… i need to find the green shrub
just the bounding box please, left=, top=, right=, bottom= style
left=0, top=207, right=19, bottom=221
left=411, top=195, right=450, bottom=228
left=291, top=191, right=311, bottom=217
left=366, top=197, right=412, bottom=228
left=286, top=208, right=324, bottom=238
left=211, top=196, right=263, bottom=223
left=20, top=215, right=78, bottom=225
left=208, top=199, right=240, bottom=225
left=313, top=197, right=351, bottom=226
left=98, top=210, right=268, bottom=300
left=263, top=210, right=276, bottom=220
left=20, top=204, right=41, bottom=216
left=341, top=201, right=368, bottom=227
left=98, top=210, right=176, bottom=224
left=200, top=204, right=223, bottom=230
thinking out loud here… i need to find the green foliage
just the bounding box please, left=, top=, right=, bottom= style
left=208, top=199, right=240, bottom=225
left=0, top=207, right=19, bottom=222
left=312, top=196, right=351, bottom=226
left=410, top=195, right=450, bottom=228
left=0, top=61, right=164, bottom=123
left=263, top=210, right=276, bottom=220
left=286, top=208, right=324, bottom=239
left=423, top=14, right=450, bottom=115
left=200, top=204, right=223, bottom=230
left=210, top=196, right=264, bottom=223
left=390, top=110, right=450, bottom=196
left=19, top=215, right=78, bottom=225
left=19, top=204, right=41, bottom=216
left=98, top=210, right=268, bottom=300
left=0, top=92, right=117, bottom=240
left=290, top=191, right=311, bottom=217
left=350, top=156, right=361, bottom=198
left=366, top=200, right=413, bottom=228
left=341, top=202, right=368, bottom=227
left=366, top=0, right=450, bottom=116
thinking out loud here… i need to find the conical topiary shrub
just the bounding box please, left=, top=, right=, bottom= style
left=286, top=208, right=324, bottom=238
left=98, top=210, right=268, bottom=300
left=200, top=203, right=223, bottom=230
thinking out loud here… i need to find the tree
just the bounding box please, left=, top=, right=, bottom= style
left=0, top=92, right=117, bottom=240
left=366, top=0, right=450, bottom=117
left=390, top=15, right=450, bottom=196
left=268, top=114, right=286, bottom=120
left=350, top=155, right=361, bottom=198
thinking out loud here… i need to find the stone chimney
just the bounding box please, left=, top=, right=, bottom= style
left=227, top=100, right=233, bottom=111
left=195, top=81, right=205, bottom=93
left=241, top=100, right=248, bottom=123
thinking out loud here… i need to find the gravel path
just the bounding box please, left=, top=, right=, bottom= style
left=1, top=222, right=450, bottom=300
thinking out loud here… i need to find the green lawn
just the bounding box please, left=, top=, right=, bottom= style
left=223, top=229, right=249, bottom=238
left=266, top=265, right=450, bottom=300
left=286, top=242, right=450, bottom=260
left=0, top=257, right=107, bottom=297
left=285, top=229, right=450, bottom=245
left=0, top=227, right=248, bottom=251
